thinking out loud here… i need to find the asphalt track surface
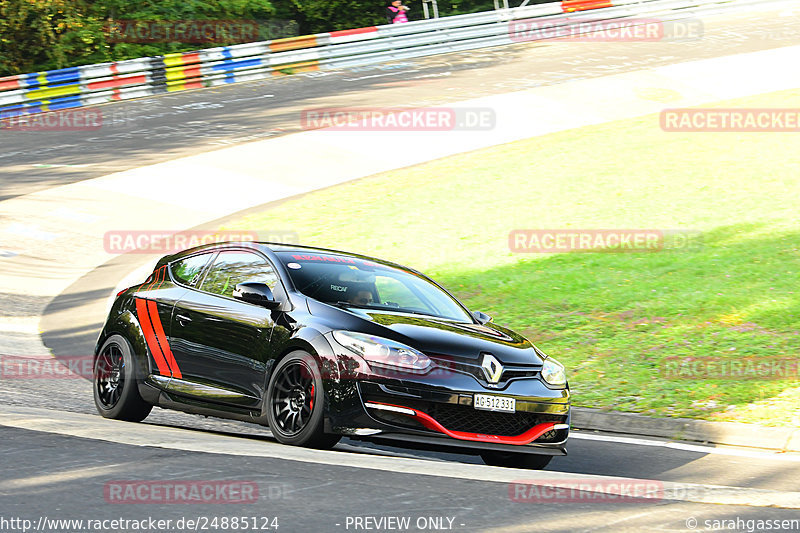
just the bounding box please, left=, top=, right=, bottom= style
left=1, top=6, right=800, bottom=201
left=2, top=5, right=800, bottom=532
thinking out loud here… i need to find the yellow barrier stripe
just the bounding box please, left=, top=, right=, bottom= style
left=25, top=84, right=81, bottom=100
left=163, top=53, right=185, bottom=68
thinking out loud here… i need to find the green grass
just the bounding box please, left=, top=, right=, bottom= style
left=226, top=88, right=800, bottom=426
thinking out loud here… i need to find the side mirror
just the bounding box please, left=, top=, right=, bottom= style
left=233, top=282, right=280, bottom=309
left=472, top=310, right=492, bottom=324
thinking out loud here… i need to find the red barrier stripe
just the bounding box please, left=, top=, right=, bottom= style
left=329, top=26, right=378, bottom=38
left=87, top=74, right=147, bottom=90
left=0, top=77, right=21, bottom=90
left=135, top=298, right=171, bottom=376
left=183, top=66, right=202, bottom=79
left=561, top=0, right=613, bottom=11
left=146, top=300, right=182, bottom=379
left=182, top=52, right=201, bottom=64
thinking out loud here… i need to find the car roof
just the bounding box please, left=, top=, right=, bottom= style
left=160, top=241, right=418, bottom=274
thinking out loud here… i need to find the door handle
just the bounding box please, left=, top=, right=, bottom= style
left=176, top=314, right=192, bottom=325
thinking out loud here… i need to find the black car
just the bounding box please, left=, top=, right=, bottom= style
left=94, top=242, right=570, bottom=468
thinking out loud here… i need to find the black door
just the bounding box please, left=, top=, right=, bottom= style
left=168, top=250, right=281, bottom=409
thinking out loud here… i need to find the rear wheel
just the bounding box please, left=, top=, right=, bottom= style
left=93, top=334, right=152, bottom=422
left=480, top=451, right=553, bottom=470
left=265, top=351, right=340, bottom=449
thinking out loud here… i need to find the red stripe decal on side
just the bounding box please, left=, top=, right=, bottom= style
left=155, top=265, right=168, bottom=290
left=135, top=298, right=171, bottom=376
left=144, top=265, right=164, bottom=291
left=142, top=269, right=157, bottom=291
left=146, top=300, right=182, bottom=379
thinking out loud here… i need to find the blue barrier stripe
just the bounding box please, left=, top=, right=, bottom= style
left=222, top=48, right=233, bottom=60
left=1, top=103, right=46, bottom=116
left=45, top=67, right=82, bottom=84
left=23, top=73, right=42, bottom=88
left=47, top=95, right=83, bottom=110
left=2, top=94, right=83, bottom=114
left=210, top=58, right=264, bottom=72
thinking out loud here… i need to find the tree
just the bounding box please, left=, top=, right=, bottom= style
left=0, top=0, right=105, bottom=75
left=273, top=0, right=386, bottom=35
left=0, top=0, right=277, bottom=76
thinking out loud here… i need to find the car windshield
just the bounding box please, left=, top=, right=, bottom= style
left=276, top=252, right=473, bottom=322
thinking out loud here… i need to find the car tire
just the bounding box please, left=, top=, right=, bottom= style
left=93, top=334, right=152, bottom=422
left=480, top=451, right=553, bottom=470
left=265, top=351, right=340, bottom=449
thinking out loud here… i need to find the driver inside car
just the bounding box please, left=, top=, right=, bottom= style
left=348, top=289, right=374, bottom=306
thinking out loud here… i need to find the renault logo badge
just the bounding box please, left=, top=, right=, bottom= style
left=480, top=353, right=503, bottom=384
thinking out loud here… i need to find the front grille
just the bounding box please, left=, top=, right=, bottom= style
left=427, top=403, right=564, bottom=437
left=428, top=355, right=540, bottom=386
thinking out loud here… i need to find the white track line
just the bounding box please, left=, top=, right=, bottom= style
left=571, top=433, right=800, bottom=462
left=2, top=405, right=799, bottom=509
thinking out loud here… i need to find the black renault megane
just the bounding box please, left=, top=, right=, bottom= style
left=94, top=242, right=570, bottom=468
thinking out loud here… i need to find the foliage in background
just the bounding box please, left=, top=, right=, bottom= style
left=273, top=0, right=386, bottom=35
left=0, top=0, right=105, bottom=74
left=0, top=0, right=276, bottom=76
left=0, top=0, right=557, bottom=76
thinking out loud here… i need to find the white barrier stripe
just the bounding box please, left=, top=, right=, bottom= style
left=0, top=0, right=786, bottom=114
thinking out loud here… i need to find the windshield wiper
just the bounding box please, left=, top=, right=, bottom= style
left=330, top=301, right=385, bottom=310
left=330, top=301, right=444, bottom=319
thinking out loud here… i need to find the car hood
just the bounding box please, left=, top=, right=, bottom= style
left=339, top=307, right=544, bottom=366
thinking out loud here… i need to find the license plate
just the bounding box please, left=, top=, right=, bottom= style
left=473, top=394, right=516, bottom=413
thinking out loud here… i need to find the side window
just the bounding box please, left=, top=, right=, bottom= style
left=170, top=253, right=214, bottom=287
left=375, top=275, right=425, bottom=309
left=200, top=251, right=279, bottom=298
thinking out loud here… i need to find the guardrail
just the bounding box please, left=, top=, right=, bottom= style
left=0, top=0, right=776, bottom=117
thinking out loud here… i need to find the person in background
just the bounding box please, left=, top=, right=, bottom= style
left=386, top=0, right=410, bottom=24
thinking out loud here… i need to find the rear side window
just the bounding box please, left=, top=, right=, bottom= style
left=200, top=251, right=279, bottom=298
left=170, top=253, right=214, bottom=287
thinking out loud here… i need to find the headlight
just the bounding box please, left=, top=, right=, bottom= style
left=331, top=331, right=431, bottom=372
left=541, top=357, right=567, bottom=387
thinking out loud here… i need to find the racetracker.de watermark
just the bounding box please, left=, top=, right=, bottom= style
left=106, top=20, right=260, bottom=43
left=104, top=230, right=299, bottom=254
left=662, top=357, right=800, bottom=380
left=300, top=107, right=496, bottom=131
left=508, top=17, right=703, bottom=42
left=508, top=229, right=703, bottom=253
left=0, top=355, right=93, bottom=379
left=104, top=481, right=258, bottom=504
left=661, top=108, right=800, bottom=132
left=509, top=479, right=666, bottom=503
left=0, top=109, right=103, bottom=131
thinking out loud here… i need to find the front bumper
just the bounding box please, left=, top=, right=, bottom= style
left=330, top=379, right=570, bottom=456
